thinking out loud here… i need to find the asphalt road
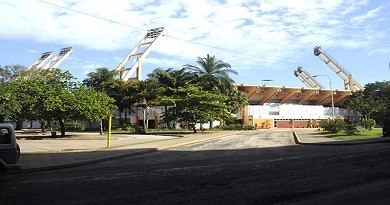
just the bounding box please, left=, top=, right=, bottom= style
left=1, top=130, right=390, bottom=205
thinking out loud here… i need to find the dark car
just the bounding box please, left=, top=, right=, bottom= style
left=0, top=124, right=21, bottom=171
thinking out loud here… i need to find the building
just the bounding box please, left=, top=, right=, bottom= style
left=237, top=84, right=356, bottom=129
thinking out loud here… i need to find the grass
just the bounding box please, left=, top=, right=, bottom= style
left=321, top=128, right=383, bottom=140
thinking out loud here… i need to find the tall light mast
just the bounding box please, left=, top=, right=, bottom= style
left=27, top=51, right=54, bottom=70
left=314, top=46, right=363, bottom=91
left=115, top=27, right=165, bottom=81
left=43, top=47, right=73, bottom=69
left=294, top=66, right=325, bottom=89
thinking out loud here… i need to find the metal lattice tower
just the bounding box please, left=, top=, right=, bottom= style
left=115, top=27, right=165, bottom=81
left=314, top=46, right=363, bottom=91
left=294, top=66, right=325, bottom=89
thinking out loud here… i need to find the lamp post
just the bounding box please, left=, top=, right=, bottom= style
left=313, top=74, right=335, bottom=119
left=261, top=79, right=274, bottom=86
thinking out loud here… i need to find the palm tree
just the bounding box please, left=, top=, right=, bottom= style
left=183, top=54, right=237, bottom=94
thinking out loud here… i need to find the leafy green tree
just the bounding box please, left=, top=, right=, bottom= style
left=159, top=85, right=232, bottom=133
left=5, top=79, right=52, bottom=130
left=226, top=89, right=248, bottom=114
left=83, top=67, right=118, bottom=93
left=133, top=79, right=164, bottom=129
left=43, top=86, right=116, bottom=137
left=147, top=68, right=193, bottom=94
left=83, top=68, right=135, bottom=126
left=0, top=82, right=21, bottom=121
left=0, top=64, right=26, bottom=83
left=183, top=54, right=237, bottom=94
left=346, top=81, right=390, bottom=125
left=147, top=68, right=193, bottom=128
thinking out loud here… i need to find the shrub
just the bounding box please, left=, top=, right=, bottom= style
left=244, top=125, right=255, bottom=130
left=117, top=124, right=145, bottom=134
left=65, top=122, right=85, bottom=131
left=320, top=119, right=345, bottom=133
left=344, top=121, right=359, bottom=135
left=361, top=119, right=376, bottom=130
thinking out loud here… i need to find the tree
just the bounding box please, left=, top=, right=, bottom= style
left=147, top=68, right=193, bottom=128
left=0, top=82, right=21, bottom=122
left=83, top=67, right=118, bottom=93
left=83, top=68, right=135, bottom=126
left=8, top=79, right=51, bottom=125
left=226, top=89, right=248, bottom=114
left=147, top=68, right=193, bottom=95
left=69, top=87, right=116, bottom=135
left=133, top=79, right=165, bottom=130
left=159, top=85, right=232, bottom=133
left=0, top=64, right=26, bottom=83
left=183, top=54, right=237, bottom=94
left=346, top=81, right=390, bottom=124
left=43, top=86, right=116, bottom=137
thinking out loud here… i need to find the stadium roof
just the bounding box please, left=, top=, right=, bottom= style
left=236, top=84, right=353, bottom=107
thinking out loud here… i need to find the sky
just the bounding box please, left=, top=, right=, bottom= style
left=0, top=0, right=389, bottom=90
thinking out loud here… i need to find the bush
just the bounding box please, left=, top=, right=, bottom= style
left=216, top=124, right=256, bottom=130
left=65, top=122, right=85, bottom=131
left=117, top=124, right=145, bottom=134
left=362, top=119, right=376, bottom=130
left=344, top=121, right=359, bottom=135
left=320, top=119, right=345, bottom=133
left=244, top=125, right=255, bottom=130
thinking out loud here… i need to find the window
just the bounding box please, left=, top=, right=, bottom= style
left=0, top=128, right=11, bottom=144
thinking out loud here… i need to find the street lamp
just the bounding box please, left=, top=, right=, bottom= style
left=261, top=79, right=274, bottom=86
left=313, top=74, right=335, bottom=119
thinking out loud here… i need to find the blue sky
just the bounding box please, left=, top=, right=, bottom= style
left=0, top=0, right=389, bottom=90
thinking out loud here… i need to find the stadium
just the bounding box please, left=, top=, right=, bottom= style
left=23, top=28, right=361, bottom=130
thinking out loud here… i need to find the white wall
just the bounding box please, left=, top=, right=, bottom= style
left=248, top=104, right=352, bottom=120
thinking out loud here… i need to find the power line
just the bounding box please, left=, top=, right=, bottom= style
left=38, top=0, right=146, bottom=32
left=38, top=0, right=388, bottom=73
left=37, top=0, right=321, bottom=67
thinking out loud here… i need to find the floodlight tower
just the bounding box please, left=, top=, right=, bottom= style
left=43, top=47, right=73, bottom=69
left=27, top=51, right=54, bottom=70
left=294, top=66, right=325, bottom=89
left=313, top=46, right=363, bottom=91
left=115, top=27, right=165, bottom=81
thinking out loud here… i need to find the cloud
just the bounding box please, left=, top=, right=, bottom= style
left=0, top=0, right=388, bottom=76
left=350, top=5, right=383, bottom=24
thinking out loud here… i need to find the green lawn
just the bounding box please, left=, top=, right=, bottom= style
left=321, top=128, right=383, bottom=140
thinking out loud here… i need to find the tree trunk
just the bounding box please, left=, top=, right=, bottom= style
left=165, top=105, right=171, bottom=129
left=58, top=118, right=65, bottom=137
left=193, top=123, right=197, bottom=133
left=48, top=120, right=53, bottom=132
left=146, top=107, right=149, bottom=130
left=119, top=108, right=123, bottom=126
left=99, top=119, right=103, bottom=135
left=40, top=120, right=46, bottom=132
left=143, top=107, right=148, bottom=130
left=15, top=120, right=22, bottom=130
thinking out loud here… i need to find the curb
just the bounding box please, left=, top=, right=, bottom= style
left=5, top=131, right=239, bottom=175
left=293, top=132, right=390, bottom=146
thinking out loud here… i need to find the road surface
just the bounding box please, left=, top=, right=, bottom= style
left=1, top=130, right=390, bottom=204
